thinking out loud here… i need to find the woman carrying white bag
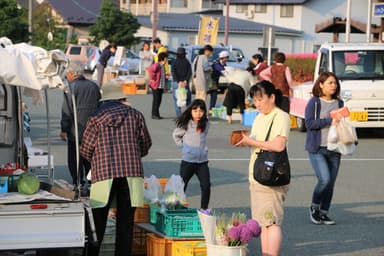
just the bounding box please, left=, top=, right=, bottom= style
left=305, top=72, right=346, bottom=226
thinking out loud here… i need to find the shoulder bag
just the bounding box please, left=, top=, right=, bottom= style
left=253, top=115, right=291, bottom=186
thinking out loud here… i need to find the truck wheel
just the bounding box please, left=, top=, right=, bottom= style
left=296, top=117, right=306, bottom=132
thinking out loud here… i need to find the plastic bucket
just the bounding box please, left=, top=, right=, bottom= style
left=206, top=244, right=247, bottom=256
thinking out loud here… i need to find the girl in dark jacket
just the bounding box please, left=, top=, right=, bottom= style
left=305, top=71, right=343, bottom=225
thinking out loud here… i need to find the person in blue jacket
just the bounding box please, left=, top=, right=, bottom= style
left=305, top=71, right=343, bottom=225
left=210, top=50, right=229, bottom=111
left=96, top=44, right=117, bottom=87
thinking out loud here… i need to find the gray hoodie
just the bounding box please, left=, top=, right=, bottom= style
left=172, top=120, right=209, bottom=163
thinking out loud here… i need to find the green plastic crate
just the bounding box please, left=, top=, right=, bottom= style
left=149, top=204, right=161, bottom=225
left=155, top=208, right=203, bottom=238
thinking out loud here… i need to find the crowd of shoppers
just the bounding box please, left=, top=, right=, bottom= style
left=58, top=38, right=350, bottom=256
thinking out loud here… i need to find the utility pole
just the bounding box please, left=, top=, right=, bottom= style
left=152, top=0, right=158, bottom=46
left=345, top=0, right=351, bottom=43
left=224, top=0, right=229, bottom=45
left=367, top=0, right=372, bottom=43
left=28, top=0, right=32, bottom=43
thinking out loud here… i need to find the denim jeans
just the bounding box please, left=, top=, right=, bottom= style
left=172, top=81, right=191, bottom=117
left=309, top=147, right=341, bottom=212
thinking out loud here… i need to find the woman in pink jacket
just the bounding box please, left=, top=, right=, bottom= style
left=148, top=52, right=168, bottom=119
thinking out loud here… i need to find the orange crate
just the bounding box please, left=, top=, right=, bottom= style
left=134, top=204, right=149, bottom=223
left=121, top=83, right=137, bottom=95
left=172, top=240, right=207, bottom=256
left=132, top=225, right=147, bottom=255
left=147, top=233, right=172, bottom=256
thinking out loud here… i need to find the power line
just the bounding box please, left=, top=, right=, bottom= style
left=70, top=0, right=100, bottom=18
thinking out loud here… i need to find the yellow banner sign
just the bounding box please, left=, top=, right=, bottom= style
left=198, top=16, right=220, bottom=46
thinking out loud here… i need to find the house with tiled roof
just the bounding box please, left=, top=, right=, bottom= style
left=213, top=0, right=381, bottom=53
left=135, top=12, right=301, bottom=56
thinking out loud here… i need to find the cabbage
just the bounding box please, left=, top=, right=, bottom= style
left=17, top=174, right=40, bottom=195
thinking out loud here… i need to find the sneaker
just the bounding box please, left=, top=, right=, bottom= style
left=320, top=214, right=336, bottom=225
left=309, top=206, right=322, bottom=225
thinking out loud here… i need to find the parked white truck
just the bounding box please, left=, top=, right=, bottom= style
left=0, top=39, right=91, bottom=255
left=290, top=43, right=384, bottom=131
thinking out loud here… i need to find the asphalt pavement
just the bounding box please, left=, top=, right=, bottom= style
left=26, top=88, right=384, bottom=256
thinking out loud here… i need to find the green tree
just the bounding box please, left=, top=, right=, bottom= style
left=89, top=0, right=140, bottom=46
left=32, top=5, right=76, bottom=50
left=0, top=0, right=29, bottom=43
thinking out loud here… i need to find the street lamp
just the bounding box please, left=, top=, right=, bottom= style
left=28, top=0, right=32, bottom=43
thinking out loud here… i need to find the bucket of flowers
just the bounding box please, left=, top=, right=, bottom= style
left=198, top=210, right=261, bottom=256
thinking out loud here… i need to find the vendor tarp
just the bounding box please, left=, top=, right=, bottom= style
left=0, top=39, right=68, bottom=91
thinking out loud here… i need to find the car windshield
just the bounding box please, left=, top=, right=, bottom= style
left=333, top=50, right=384, bottom=80
left=127, top=50, right=139, bottom=59
left=69, top=47, right=81, bottom=55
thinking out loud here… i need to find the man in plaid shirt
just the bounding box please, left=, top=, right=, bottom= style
left=81, top=82, right=152, bottom=256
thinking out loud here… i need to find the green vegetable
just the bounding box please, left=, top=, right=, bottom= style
left=17, top=174, right=40, bottom=195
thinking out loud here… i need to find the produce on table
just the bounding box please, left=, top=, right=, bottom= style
left=17, top=173, right=40, bottom=195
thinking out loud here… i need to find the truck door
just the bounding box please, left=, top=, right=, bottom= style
left=0, top=84, right=18, bottom=164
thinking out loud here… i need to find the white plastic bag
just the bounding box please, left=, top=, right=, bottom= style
left=336, top=119, right=357, bottom=144
left=176, top=87, right=187, bottom=107
left=163, top=174, right=187, bottom=208
left=327, top=125, right=339, bottom=143
left=144, top=175, right=163, bottom=204
left=327, top=141, right=356, bottom=155
left=327, top=123, right=357, bottom=155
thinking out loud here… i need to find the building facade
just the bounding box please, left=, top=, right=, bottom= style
left=215, top=0, right=381, bottom=53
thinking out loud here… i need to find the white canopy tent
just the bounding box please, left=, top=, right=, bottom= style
left=0, top=37, right=70, bottom=185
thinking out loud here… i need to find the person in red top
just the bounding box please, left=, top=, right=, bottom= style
left=248, top=54, right=268, bottom=78
left=80, top=82, right=152, bottom=256
left=260, top=52, right=293, bottom=113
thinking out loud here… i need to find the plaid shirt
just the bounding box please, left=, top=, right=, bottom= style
left=80, top=101, right=152, bottom=183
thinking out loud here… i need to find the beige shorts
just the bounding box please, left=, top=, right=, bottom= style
left=249, top=182, right=289, bottom=227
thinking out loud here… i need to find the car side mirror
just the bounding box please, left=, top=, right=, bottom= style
left=237, top=57, right=243, bottom=62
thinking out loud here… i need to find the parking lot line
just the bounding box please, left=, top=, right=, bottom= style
left=152, top=158, right=384, bottom=162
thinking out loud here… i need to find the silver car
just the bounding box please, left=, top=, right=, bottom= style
left=87, top=48, right=140, bottom=74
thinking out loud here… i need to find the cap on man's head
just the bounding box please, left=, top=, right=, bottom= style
left=153, top=37, right=161, bottom=43
left=219, top=50, right=230, bottom=59
left=67, top=61, right=84, bottom=76
left=100, top=81, right=126, bottom=101
left=176, top=47, right=186, bottom=55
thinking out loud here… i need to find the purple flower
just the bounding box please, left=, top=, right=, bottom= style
left=227, top=226, right=241, bottom=241
left=240, top=227, right=253, bottom=243
left=246, top=219, right=261, bottom=237
left=199, top=208, right=211, bottom=215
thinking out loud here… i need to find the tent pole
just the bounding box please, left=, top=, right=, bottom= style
left=44, top=89, right=53, bottom=183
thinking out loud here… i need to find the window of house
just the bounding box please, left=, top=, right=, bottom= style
left=280, top=5, right=294, bottom=18
left=235, top=5, right=248, bottom=13
left=122, top=0, right=127, bottom=4
left=202, top=0, right=219, bottom=9
left=170, top=0, right=187, bottom=8
left=254, top=4, right=266, bottom=13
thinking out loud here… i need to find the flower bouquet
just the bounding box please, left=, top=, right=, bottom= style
left=198, top=210, right=261, bottom=256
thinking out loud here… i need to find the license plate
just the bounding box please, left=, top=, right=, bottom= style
left=349, top=111, right=368, bottom=121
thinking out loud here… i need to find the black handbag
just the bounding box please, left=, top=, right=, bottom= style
left=253, top=116, right=291, bottom=186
